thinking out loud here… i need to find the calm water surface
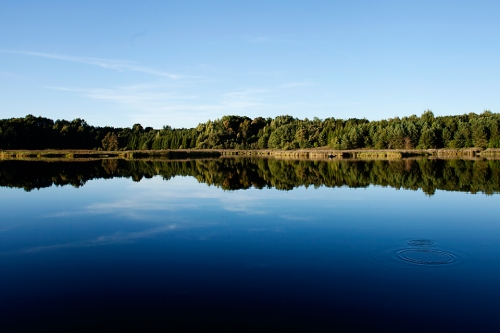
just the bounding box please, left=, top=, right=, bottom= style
left=1, top=158, right=500, bottom=332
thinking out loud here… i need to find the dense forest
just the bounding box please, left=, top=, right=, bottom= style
left=1, top=111, right=500, bottom=150
left=1, top=158, right=499, bottom=195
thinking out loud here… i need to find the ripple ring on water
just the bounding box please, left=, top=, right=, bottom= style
left=397, top=249, right=455, bottom=265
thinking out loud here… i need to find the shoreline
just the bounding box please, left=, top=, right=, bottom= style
left=1, top=148, right=500, bottom=160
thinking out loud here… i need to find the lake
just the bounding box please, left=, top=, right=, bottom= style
left=1, top=157, right=500, bottom=332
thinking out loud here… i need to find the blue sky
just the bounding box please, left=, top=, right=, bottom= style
left=1, top=1, right=499, bottom=128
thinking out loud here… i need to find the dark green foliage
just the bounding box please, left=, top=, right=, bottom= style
left=268, top=124, right=297, bottom=149
left=1, top=110, right=500, bottom=150
left=102, top=132, right=119, bottom=151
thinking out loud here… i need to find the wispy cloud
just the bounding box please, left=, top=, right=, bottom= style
left=48, top=84, right=275, bottom=126
left=43, top=177, right=224, bottom=220
left=44, top=198, right=198, bottom=220
left=7, top=225, right=178, bottom=255
left=0, top=50, right=180, bottom=78
left=219, top=191, right=270, bottom=215
left=48, top=81, right=329, bottom=127
left=48, top=85, right=271, bottom=111
left=49, top=85, right=198, bottom=105
left=87, top=199, right=196, bottom=215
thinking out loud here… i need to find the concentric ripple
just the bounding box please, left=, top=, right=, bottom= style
left=407, top=239, right=436, bottom=247
left=398, top=249, right=455, bottom=265
left=374, top=240, right=457, bottom=266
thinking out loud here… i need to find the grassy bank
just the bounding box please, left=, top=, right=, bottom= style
left=0, top=149, right=221, bottom=160
left=2, top=148, right=500, bottom=160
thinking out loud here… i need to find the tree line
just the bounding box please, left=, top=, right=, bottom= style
left=1, top=111, right=500, bottom=150
left=2, top=158, right=499, bottom=195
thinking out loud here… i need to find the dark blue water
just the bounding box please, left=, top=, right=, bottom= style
left=1, top=163, right=500, bottom=332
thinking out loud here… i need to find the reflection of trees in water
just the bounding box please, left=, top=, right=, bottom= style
left=101, top=159, right=119, bottom=174
left=1, top=158, right=500, bottom=195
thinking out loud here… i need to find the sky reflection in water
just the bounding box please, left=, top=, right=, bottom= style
left=1, top=163, right=500, bottom=332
